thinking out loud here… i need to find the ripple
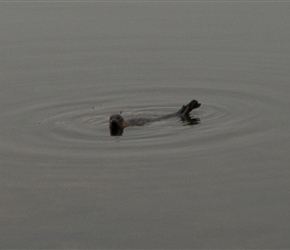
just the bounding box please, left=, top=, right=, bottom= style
left=1, top=85, right=284, bottom=166
left=188, top=87, right=281, bottom=154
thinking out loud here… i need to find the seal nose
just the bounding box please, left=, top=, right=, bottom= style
left=110, top=119, right=120, bottom=131
left=110, top=119, right=118, bottom=126
left=109, top=120, right=124, bottom=136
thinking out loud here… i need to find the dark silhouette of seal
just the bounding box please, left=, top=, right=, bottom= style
left=109, top=99, right=201, bottom=136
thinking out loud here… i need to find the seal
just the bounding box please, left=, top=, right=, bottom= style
left=109, top=99, right=201, bottom=136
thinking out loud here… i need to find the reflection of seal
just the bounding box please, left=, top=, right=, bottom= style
left=109, top=100, right=201, bottom=136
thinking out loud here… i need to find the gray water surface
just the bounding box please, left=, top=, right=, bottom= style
left=1, top=2, right=290, bottom=249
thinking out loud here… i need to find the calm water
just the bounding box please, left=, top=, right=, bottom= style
left=1, top=2, right=290, bottom=249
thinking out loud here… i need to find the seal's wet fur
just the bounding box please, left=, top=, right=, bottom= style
left=109, top=100, right=201, bottom=136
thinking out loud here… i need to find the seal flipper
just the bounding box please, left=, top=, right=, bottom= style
left=177, top=100, right=201, bottom=116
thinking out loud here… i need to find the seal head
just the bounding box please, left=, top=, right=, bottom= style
left=109, top=114, right=126, bottom=136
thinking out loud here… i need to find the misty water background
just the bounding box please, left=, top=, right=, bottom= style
left=1, top=1, right=290, bottom=248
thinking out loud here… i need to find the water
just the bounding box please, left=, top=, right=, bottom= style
left=1, top=2, right=290, bottom=249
